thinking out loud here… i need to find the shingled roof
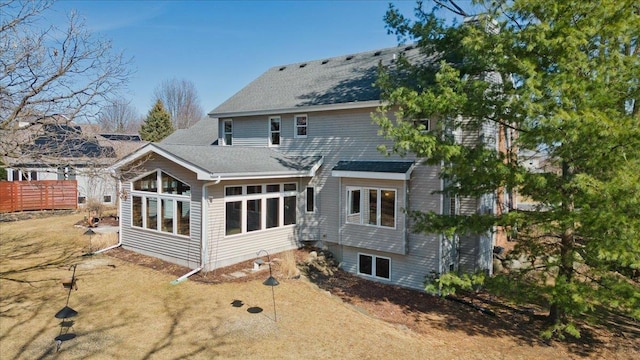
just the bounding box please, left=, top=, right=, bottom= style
left=208, top=44, right=424, bottom=117
left=161, top=119, right=218, bottom=146
left=113, top=143, right=323, bottom=181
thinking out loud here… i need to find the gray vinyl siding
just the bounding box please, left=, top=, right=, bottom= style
left=341, top=245, right=438, bottom=290
left=203, top=177, right=302, bottom=271
left=230, top=116, right=269, bottom=147
left=120, top=155, right=202, bottom=269
left=339, top=177, right=407, bottom=255
left=279, top=108, right=402, bottom=246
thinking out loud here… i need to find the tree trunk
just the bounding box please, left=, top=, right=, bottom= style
left=549, top=160, right=576, bottom=324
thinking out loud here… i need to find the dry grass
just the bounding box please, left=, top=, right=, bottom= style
left=1, top=214, right=638, bottom=359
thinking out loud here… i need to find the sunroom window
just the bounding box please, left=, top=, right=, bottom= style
left=224, top=182, right=297, bottom=236
left=131, top=170, right=191, bottom=236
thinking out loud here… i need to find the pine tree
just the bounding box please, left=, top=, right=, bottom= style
left=139, top=99, right=174, bottom=142
left=375, top=0, right=640, bottom=339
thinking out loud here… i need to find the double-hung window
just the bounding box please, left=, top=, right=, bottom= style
left=224, top=182, right=297, bottom=236
left=222, top=119, right=233, bottom=145
left=131, top=170, right=191, bottom=236
left=269, top=116, right=281, bottom=146
left=294, top=114, right=308, bottom=138
left=346, top=187, right=396, bottom=228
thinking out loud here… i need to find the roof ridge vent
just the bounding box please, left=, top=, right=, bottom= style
left=345, top=55, right=354, bottom=60
left=279, top=66, right=286, bottom=71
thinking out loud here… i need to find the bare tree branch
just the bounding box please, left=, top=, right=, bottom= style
left=1, top=0, right=132, bottom=165
left=153, top=78, right=204, bottom=129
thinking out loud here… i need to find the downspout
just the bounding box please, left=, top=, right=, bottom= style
left=93, top=178, right=123, bottom=254
left=171, top=175, right=221, bottom=284
left=338, top=176, right=342, bottom=246
left=404, top=175, right=410, bottom=255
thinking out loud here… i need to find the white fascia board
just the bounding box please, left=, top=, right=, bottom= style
left=207, top=100, right=384, bottom=118
left=331, top=170, right=411, bottom=181
left=109, top=144, right=212, bottom=180
left=213, top=169, right=319, bottom=181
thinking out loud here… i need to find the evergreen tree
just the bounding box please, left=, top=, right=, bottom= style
left=139, top=99, right=174, bottom=142
left=375, top=0, right=640, bottom=338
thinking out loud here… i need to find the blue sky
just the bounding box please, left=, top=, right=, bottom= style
left=49, top=1, right=470, bottom=117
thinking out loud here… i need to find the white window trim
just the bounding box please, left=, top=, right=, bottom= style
left=130, top=169, right=191, bottom=237
left=357, top=252, right=391, bottom=280
left=224, top=182, right=297, bottom=237
left=345, top=186, right=397, bottom=229
left=294, top=114, right=308, bottom=139
left=9, top=169, right=38, bottom=181
left=414, top=118, right=430, bottom=133
left=269, top=116, right=281, bottom=147
left=222, top=119, right=233, bottom=146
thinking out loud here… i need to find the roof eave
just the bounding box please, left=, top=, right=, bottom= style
left=208, top=100, right=385, bottom=118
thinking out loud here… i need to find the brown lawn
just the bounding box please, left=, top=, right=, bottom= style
left=0, top=213, right=638, bottom=359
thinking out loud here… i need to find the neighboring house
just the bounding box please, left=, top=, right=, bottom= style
left=5, top=121, right=146, bottom=207
left=112, top=45, right=497, bottom=290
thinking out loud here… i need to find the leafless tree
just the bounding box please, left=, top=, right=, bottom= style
left=153, top=78, right=204, bottom=129
left=0, top=0, right=131, bottom=165
left=97, top=98, right=141, bottom=133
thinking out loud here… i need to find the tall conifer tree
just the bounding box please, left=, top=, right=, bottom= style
left=139, top=99, right=174, bottom=142
left=375, top=0, right=640, bottom=338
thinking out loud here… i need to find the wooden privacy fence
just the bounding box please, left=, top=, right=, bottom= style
left=0, top=180, right=77, bottom=213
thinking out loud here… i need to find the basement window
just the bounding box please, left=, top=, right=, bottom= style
left=358, top=253, right=391, bottom=280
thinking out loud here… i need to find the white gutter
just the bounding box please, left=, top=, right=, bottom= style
left=171, top=176, right=222, bottom=285
left=93, top=179, right=123, bottom=254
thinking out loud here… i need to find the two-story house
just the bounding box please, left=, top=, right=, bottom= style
left=112, top=45, right=494, bottom=290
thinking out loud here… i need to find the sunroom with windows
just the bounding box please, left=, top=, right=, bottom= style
left=131, top=170, right=191, bottom=237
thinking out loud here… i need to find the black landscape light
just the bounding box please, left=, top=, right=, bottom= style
left=83, top=228, right=96, bottom=254
left=54, top=265, right=78, bottom=351
left=256, top=249, right=279, bottom=321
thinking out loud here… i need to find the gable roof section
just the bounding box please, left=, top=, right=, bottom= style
left=161, top=119, right=219, bottom=146
left=331, top=160, right=415, bottom=181
left=111, top=143, right=323, bottom=181
left=209, top=44, right=425, bottom=118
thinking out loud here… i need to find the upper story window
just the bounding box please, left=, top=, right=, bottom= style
left=346, top=186, right=396, bottom=229
left=269, top=116, right=281, bottom=146
left=131, top=170, right=191, bottom=237
left=295, top=114, right=308, bottom=138
left=222, top=119, right=233, bottom=145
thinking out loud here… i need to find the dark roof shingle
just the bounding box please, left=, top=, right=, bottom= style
left=209, top=45, right=425, bottom=117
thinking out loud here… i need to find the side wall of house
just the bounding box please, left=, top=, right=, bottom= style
left=203, top=177, right=308, bottom=271
left=223, top=108, right=444, bottom=288
left=120, top=155, right=202, bottom=268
